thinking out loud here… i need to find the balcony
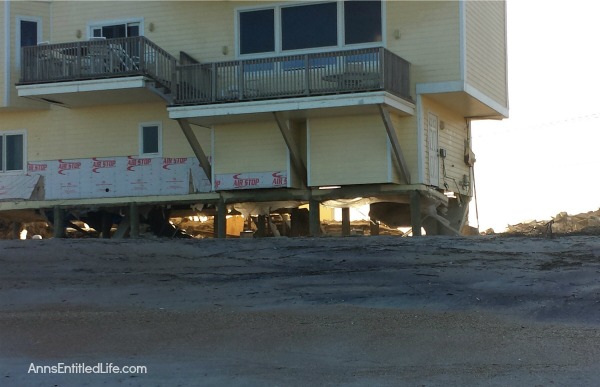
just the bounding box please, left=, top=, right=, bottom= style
left=176, top=47, right=411, bottom=105
left=20, top=36, right=176, bottom=88
left=17, top=38, right=411, bottom=112
left=17, top=36, right=176, bottom=107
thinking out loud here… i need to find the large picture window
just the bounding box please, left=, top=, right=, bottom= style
left=344, top=1, right=383, bottom=45
left=239, top=9, right=275, bottom=55
left=0, top=132, right=26, bottom=172
left=237, top=1, right=382, bottom=56
left=281, top=3, right=337, bottom=51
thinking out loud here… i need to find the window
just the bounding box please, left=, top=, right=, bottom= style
left=237, top=1, right=383, bottom=56
left=90, top=20, right=141, bottom=39
left=20, top=20, right=38, bottom=47
left=239, top=9, right=274, bottom=55
left=139, top=122, right=162, bottom=157
left=0, top=132, right=26, bottom=172
left=344, top=1, right=382, bottom=45
left=281, top=3, right=337, bottom=51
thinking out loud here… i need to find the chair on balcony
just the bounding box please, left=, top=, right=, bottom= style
left=35, top=43, right=66, bottom=80
left=81, top=44, right=111, bottom=74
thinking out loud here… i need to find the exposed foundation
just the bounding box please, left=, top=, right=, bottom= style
left=0, top=184, right=473, bottom=239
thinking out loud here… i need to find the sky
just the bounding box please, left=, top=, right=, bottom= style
left=468, top=0, right=600, bottom=231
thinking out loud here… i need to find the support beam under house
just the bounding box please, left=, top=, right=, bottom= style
left=176, top=118, right=212, bottom=184
left=378, top=104, right=411, bottom=185
left=273, top=112, right=307, bottom=187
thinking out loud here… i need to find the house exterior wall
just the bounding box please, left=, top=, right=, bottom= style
left=464, top=0, right=508, bottom=109
left=386, top=1, right=461, bottom=89
left=421, top=96, right=471, bottom=196
left=1, top=2, right=5, bottom=107
left=4, top=0, right=51, bottom=110
left=390, top=113, right=420, bottom=184
left=0, top=102, right=209, bottom=161
left=0, top=102, right=212, bottom=200
left=0, top=0, right=507, bottom=211
left=308, top=114, right=394, bottom=187
left=49, top=1, right=238, bottom=63
left=213, top=121, right=290, bottom=190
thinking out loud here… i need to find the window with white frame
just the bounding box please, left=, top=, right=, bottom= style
left=139, top=122, right=162, bottom=157
left=0, top=132, right=26, bottom=172
left=90, top=20, right=141, bottom=39
left=237, top=0, right=382, bottom=56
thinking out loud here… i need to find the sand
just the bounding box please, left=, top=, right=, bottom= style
left=1, top=235, right=599, bottom=386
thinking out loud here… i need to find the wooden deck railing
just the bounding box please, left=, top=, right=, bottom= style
left=176, top=47, right=410, bottom=105
left=19, top=36, right=177, bottom=92
left=20, top=42, right=410, bottom=105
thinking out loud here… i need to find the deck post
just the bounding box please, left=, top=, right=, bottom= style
left=309, top=199, right=321, bottom=237
left=129, top=203, right=140, bottom=238
left=53, top=206, right=66, bottom=238
left=256, top=215, right=266, bottom=237
left=12, top=222, right=21, bottom=240
left=410, top=191, right=422, bottom=236
left=101, top=211, right=113, bottom=239
left=216, top=200, right=227, bottom=239
left=370, top=213, right=380, bottom=236
left=341, top=207, right=351, bottom=236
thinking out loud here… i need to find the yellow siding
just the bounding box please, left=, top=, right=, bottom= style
left=308, top=115, right=391, bottom=187
left=421, top=96, right=471, bottom=195
left=213, top=121, right=287, bottom=174
left=386, top=1, right=461, bottom=87
left=49, top=1, right=240, bottom=64
left=0, top=4, right=5, bottom=107
left=7, top=1, right=51, bottom=109
left=465, top=1, right=508, bottom=108
left=0, top=102, right=210, bottom=161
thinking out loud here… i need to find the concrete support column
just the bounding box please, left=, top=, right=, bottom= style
left=129, top=203, right=139, bottom=239
left=216, top=200, right=227, bottom=239
left=410, top=191, right=422, bottom=237
left=309, top=199, right=321, bottom=237
left=53, top=206, right=66, bottom=238
left=341, top=207, right=351, bottom=236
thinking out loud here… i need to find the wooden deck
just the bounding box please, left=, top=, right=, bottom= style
left=20, top=38, right=411, bottom=106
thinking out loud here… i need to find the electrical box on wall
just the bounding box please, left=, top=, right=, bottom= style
left=439, top=148, right=447, bottom=158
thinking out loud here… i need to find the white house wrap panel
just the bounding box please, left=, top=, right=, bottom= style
left=214, top=171, right=288, bottom=191
left=12, top=156, right=211, bottom=201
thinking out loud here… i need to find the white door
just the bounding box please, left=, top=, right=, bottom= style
left=427, top=112, right=440, bottom=186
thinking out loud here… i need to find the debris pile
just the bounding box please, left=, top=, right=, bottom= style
left=506, top=209, right=600, bottom=236
left=0, top=220, right=52, bottom=240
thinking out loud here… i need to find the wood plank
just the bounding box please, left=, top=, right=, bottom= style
left=176, top=118, right=212, bottom=184
left=273, top=112, right=307, bottom=187
left=378, top=104, right=411, bottom=184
